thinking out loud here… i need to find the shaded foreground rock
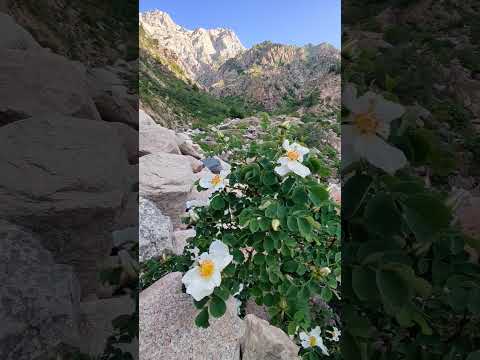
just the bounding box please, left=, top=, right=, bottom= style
left=0, top=115, right=131, bottom=297
left=241, top=314, right=300, bottom=360
left=140, top=272, right=244, bottom=360
left=139, top=197, right=175, bottom=263
left=0, top=49, right=100, bottom=120
left=79, top=296, right=137, bottom=358
left=0, top=221, right=81, bottom=360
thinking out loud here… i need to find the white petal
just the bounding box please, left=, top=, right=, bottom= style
left=301, top=340, right=311, bottom=349
left=311, top=327, right=322, bottom=337
left=373, top=96, right=405, bottom=124
left=342, top=83, right=358, bottom=112
left=341, top=140, right=360, bottom=170
left=350, top=91, right=376, bottom=114
left=299, top=332, right=309, bottom=341
left=287, top=161, right=311, bottom=178
left=282, top=139, right=291, bottom=151
left=199, top=174, right=214, bottom=189
left=209, top=240, right=230, bottom=256
left=183, top=270, right=216, bottom=301
left=277, top=157, right=289, bottom=165
left=220, top=169, right=231, bottom=177
left=318, top=337, right=329, bottom=356
left=213, top=182, right=226, bottom=192
left=182, top=267, right=198, bottom=286
left=342, top=124, right=358, bottom=146
left=275, top=165, right=290, bottom=177
left=212, top=254, right=233, bottom=271
left=292, top=143, right=310, bottom=156
left=355, top=135, right=408, bottom=174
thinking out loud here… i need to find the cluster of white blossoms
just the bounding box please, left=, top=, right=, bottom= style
left=182, top=240, right=233, bottom=301
left=342, top=83, right=408, bottom=174
left=275, top=140, right=311, bottom=178
left=299, top=326, right=341, bottom=356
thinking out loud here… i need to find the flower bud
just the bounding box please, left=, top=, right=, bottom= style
left=271, top=219, right=281, bottom=231
left=319, top=267, right=331, bottom=277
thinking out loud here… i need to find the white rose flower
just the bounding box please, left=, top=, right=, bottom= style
left=326, top=327, right=341, bottom=342
left=342, top=83, right=408, bottom=174
left=274, top=140, right=311, bottom=178
left=182, top=240, right=233, bottom=301
left=199, top=169, right=230, bottom=192
left=299, top=326, right=329, bottom=356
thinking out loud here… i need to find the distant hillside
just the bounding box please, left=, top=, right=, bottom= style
left=140, top=24, right=261, bottom=130
left=207, top=41, right=341, bottom=113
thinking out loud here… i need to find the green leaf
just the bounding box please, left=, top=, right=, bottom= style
left=193, top=298, right=209, bottom=309
left=297, top=217, right=312, bottom=238
left=213, top=287, right=230, bottom=301
left=308, top=185, right=329, bottom=207
left=283, top=260, right=299, bottom=273
left=249, top=218, right=260, bottom=233
left=195, top=307, right=210, bottom=328
left=264, top=237, right=275, bottom=252
left=352, top=267, right=380, bottom=301
left=253, top=253, right=265, bottom=265
left=211, top=196, right=226, bottom=210
left=209, top=296, right=227, bottom=318
left=262, top=171, right=278, bottom=186
left=263, top=293, right=275, bottom=306
left=265, top=203, right=279, bottom=218
left=343, top=174, right=372, bottom=219
left=467, top=351, right=480, bottom=360
left=401, top=193, right=451, bottom=242
left=292, top=187, right=309, bottom=204
left=287, top=216, right=299, bottom=232
left=364, top=193, right=402, bottom=238
left=376, top=269, right=411, bottom=309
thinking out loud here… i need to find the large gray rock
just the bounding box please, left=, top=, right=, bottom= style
left=79, top=296, right=137, bottom=359
left=0, top=13, right=41, bottom=50
left=0, top=221, right=81, bottom=360
left=110, top=122, right=139, bottom=164
left=140, top=272, right=244, bottom=360
left=95, top=95, right=138, bottom=128
left=139, top=152, right=195, bottom=227
left=0, top=49, right=101, bottom=121
left=139, top=109, right=157, bottom=130
left=139, top=197, right=175, bottom=263
left=241, top=315, right=300, bottom=360
left=140, top=126, right=181, bottom=156
left=0, top=115, right=131, bottom=297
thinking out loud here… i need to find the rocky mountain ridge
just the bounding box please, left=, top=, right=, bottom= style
left=139, top=9, right=340, bottom=114
left=140, top=10, right=245, bottom=83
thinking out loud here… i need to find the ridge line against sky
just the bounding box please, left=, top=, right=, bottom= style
left=139, top=0, right=341, bottom=49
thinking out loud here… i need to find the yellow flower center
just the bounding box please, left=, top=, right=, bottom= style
left=199, top=260, right=215, bottom=278
left=309, top=336, right=317, bottom=347
left=287, top=150, right=300, bottom=161
left=211, top=175, right=222, bottom=186
left=354, top=113, right=378, bottom=134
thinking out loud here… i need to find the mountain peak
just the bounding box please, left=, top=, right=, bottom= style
left=139, top=10, right=245, bottom=81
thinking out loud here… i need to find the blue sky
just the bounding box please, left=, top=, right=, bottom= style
left=140, top=0, right=340, bottom=49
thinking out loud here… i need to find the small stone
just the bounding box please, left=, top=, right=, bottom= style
left=241, top=314, right=300, bottom=360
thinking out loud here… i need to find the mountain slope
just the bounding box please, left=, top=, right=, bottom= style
left=207, top=41, right=340, bottom=112
left=140, top=24, right=259, bottom=129
left=140, top=10, right=245, bottom=82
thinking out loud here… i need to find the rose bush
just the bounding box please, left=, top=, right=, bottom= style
left=181, top=125, right=341, bottom=359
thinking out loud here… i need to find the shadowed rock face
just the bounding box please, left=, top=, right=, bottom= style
left=0, top=221, right=81, bottom=360
left=0, top=115, right=131, bottom=298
